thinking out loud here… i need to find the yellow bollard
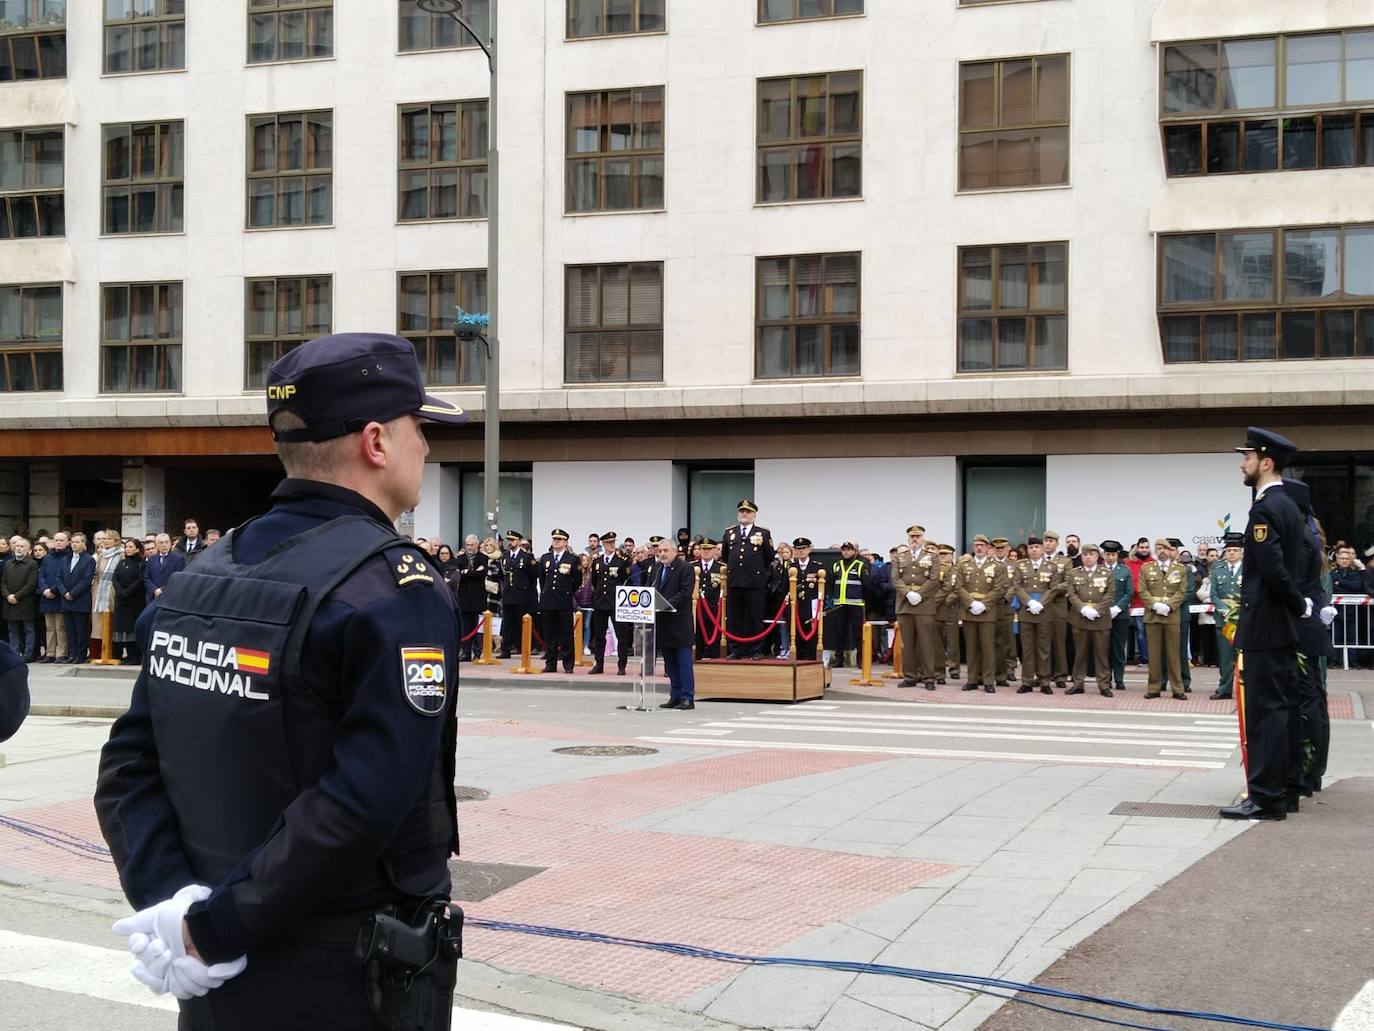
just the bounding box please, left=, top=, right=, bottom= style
left=718, top=568, right=729, bottom=658
left=850, top=622, right=882, bottom=686
left=472, top=611, right=497, bottom=665
left=787, top=566, right=799, bottom=664
left=884, top=626, right=903, bottom=679
left=91, top=610, right=121, bottom=666
left=574, top=610, right=593, bottom=667
left=512, top=614, right=539, bottom=674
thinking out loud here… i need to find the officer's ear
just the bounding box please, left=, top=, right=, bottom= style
left=359, top=420, right=393, bottom=469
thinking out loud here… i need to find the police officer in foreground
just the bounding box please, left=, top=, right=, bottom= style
left=721, top=500, right=774, bottom=659
left=1221, top=428, right=1309, bottom=821
left=95, top=333, right=465, bottom=1029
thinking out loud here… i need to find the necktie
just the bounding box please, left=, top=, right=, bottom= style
left=659, top=566, right=667, bottom=587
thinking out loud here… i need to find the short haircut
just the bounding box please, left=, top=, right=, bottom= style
left=270, top=409, right=358, bottom=480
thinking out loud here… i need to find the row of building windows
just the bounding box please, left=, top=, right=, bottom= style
left=5, top=222, right=1373, bottom=393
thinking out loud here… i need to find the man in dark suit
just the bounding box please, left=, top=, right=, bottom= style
left=174, top=518, right=204, bottom=564
left=142, top=533, right=185, bottom=605
left=60, top=532, right=96, bottom=664
left=1221, top=428, right=1309, bottom=822
left=721, top=500, right=774, bottom=659
left=652, top=538, right=696, bottom=709
left=450, top=534, right=489, bottom=661
left=497, top=530, right=536, bottom=659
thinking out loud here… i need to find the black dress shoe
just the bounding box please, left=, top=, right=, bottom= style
left=1065, top=685, right=1084, bottom=695
left=1016, top=685, right=1033, bottom=694
left=589, top=664, right=604, bottom=675
left=617, top=666, right=627, bottom=676
left=962, top=683, right=979, bottom=692
left=659, top=699, right=681, bottom=709
left=1055, top=680, right=1066, bottom=691
left=900, top=679, right=919, bottom=688
left=678, top=701, right=695, bottom=710
left=1040, top=685, right=1054, bottom=695
left=925, top=681, right=937, bottom=691
left=937, top=677, right=946, bottom=685
left=984, top=684, right=995, bottom=693
left=1007, top=673, right=1017, bottom=683
left=542, top=665, right=557, bottom=674
left=1184, top=684, right=1192, bottom=693
left=1209, top=690, right=1232, bottom=700
left=1219, top=799, right=1285, bottom=821
left=1286, top=793, right=1300, bottom=813
left=563, top=665, right=575, bottom=674
left=995, top=679, right=1008, bottom=688
left=949, top=670, right=961, bottom=681
left=1099, top=688, right=1114, bottom=698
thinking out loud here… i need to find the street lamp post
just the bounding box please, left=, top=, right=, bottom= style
left=417, top=0, right=500, bottom=539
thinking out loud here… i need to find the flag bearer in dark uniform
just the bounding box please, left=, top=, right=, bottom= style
left=589, top=531, right=633, bottom=675
left=694, top=539, right=724, bottom=660
left=1208, top=534, right=1245, bottom=699
left=790, top=538, right=823, bottom=661
left=892, top=525, right=943, bottom=690
left=938, top=545, right=962, bottom=682
left=498, top=530, right=536, bottom=659
left=1012, top=536, right=1060, bottom=695
left=828, top=541, right=869, bottom=668
left=721, top=500, right=774, bottom=659
left=991, top=537, right=1016, bottom=684
left=1221, top=428, right=1309, bottom=821
left=94, top=332, right=464, bottom=1029
left=955, top=535, right=1005, bottom=693
left=1066, top=543, right=1115, bottom=696
left=538, top=529, right=579, bottom=674
left=1101, top=541, right=1133, bottom=691
left=1283, top=479, right=1334, bottom=797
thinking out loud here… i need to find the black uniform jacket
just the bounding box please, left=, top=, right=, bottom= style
left=1234, top=482, right=1308, bottom=651
left=722, top=523, right=774, bottom=590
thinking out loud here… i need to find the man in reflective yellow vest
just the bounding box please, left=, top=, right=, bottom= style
left=828, top=541, right=870, bottom=669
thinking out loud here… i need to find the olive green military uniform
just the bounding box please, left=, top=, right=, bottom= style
left=954, top=549, right=1009, bottom=690
left=893, top=546, right=944, bottom=687
left=1042, top=539, right=1073, bottom=685
left=992, top=543, right=1016, bottom=684
left=1138, top=548, right=1189, bottom=699
left=1013, top=555, right=1064, bottom=692
left=1066, top=556, right=1115, bottom=696
left=936, top=548, right=961, bottom=680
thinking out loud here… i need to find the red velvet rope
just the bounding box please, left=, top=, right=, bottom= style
left=460, top=617, right=485, bottom=643
left=706, top=600, right=791, bottom=644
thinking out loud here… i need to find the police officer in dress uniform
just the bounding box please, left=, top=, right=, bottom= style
left=790, top=538, right=823, bottom=662
left=1208, top=533, right=1245, bottom=700
left=991, top=537, right=1016, bottom=685
left=94, top=333, right=465, bottom=1030
left=955, top=535, right=1005, bottom=693
left=497, top=530, right=536, bottom=659
left=1066, top=543, right=1115, bottom=697
left=538, top=530, right=579, bottom=674
left=589, top=531, right=633, bottom=675
left=892, top=525, right=943, bottom=690
left=1283, top=478, right=1336, bottom=797
left=1139, top=538, right=1189, bottom=699
left=1221, top=428, right=1309, bottom=821
left=721, top=501, right=774, bottom=659
left=1013, top=536, right=1061, bottom=696
left=937, top=545, right=962, bottom=683
left=693, top=539, right=724, bottom=660
left=1041, top=531, right=1072, bottom=689
left=1101, top=541, right=1134, bottom=692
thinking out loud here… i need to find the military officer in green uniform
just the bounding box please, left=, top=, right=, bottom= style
left=1138, top=537, right=1189, bottom=699
left=1066, top=542, right=1115, bottom=696
left=991, top=537, right=1016, bottom=685
left=1101, top=540, right=1134, bottom=691
left=937, top=545, right=961, bottom=682
left=1208, top=533, right=1244, bottom=700
left=1013, top=536, right=1061, bottom=695
left=892, top=524, right=943, bottom=690
left=954, top=535, right=1007, bottom=693
left=1041, top=531, right=1072, bottom=689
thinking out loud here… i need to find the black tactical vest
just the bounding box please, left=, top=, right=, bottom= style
left=146, top=514, right=457, bottom=897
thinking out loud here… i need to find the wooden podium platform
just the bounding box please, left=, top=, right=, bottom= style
left=693, top=658, right=828, bottom=703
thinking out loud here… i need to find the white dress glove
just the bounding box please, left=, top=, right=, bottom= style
left=1151, top=602, right=1171, bottom=616
left=1026, top=600, right=1043, bottom=615
left=114, top=885, right=247, bottom=999
left=1109, top=605, right=1122, bottom=619
left=1319, top=605, right=1338, bottom=626
left=968, top=600, right=986, bottom=616
left=1303, top=598, right=1313, bottom=619
left=1081, top=605, right=1099, bottom=620
left=905, top=591, right=921, bottom=606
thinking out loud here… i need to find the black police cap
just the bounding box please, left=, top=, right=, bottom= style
left=267, top=333, right=468, bottom=443
left=1234, top=426, right=1296, bottom=467
left=1282, top=477, right=1313, bottom=513
left=599, top=531, right=618, bottom=542
left=1100, top=539, right=1123, bottom=553
left=1223, top=532, right=1245, bottom=548
left=793, top=537, right=812, bottom=548
left=1026, top=535, right=1043, bottom=545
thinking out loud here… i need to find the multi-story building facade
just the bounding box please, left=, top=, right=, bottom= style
left=0, top=0, right=1370, bottom=552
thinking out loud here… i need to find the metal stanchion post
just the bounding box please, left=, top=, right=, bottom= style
left=884, top=627, right=903, bottom=679
left=851, top=622, right=881, bottom=686
left=512, top=613, right=538, bottom=674
left=472, top=611, right=497, bottom=665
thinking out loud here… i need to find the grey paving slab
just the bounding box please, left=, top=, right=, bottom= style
left=728, top=822, right=829, bottom=847
left=840, top=887, right=949, bottom=942
left=1087, top=843, right=1185, bottom=872
left=924, top=813, right=1025, bottom=841
left=817, top=995, right=945, bottom=1031
left=823, top=818, right=934, bottom=845
left=894, top=835, right=1007, bottom=865
left=1107, top=819, right=1222, bottom=848
left=703, top=965, right=857, bottom=1029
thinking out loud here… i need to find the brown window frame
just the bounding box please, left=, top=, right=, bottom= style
left=565, top=86, right=665, bottom=213
left=958, top=53, right=1071, bottom=192
left=757, top=0, right=863, bottom=25
left=397, top=269, right=487, bottom=386
left=1161, top=111, right=1374, bottom=178
left=0, top=125, right=64, bottom=240
left=956, top=242, right=1069, bottom=373
left=1157, top=223, right=1374, bottom=363
left=0, top=282, right=62, bottom=392
left=102, top=120, right=185, bottom=236
left=754, top=252, right=861, bottom=379
left=103, top=0, right=184, bottom=75
left=248, top=0, right=333, bottom=65
left=566, top=0, right=666, bottom=40
left=100, top=281, right=183, bottom=393
left=563, top=262, right=664, bottom=384
left=398, top=101, right=488, bottom=223
left=1, top=1, right=66, bottom=81
left=246, top=110, right=333, bottom=229
left=398, top=0, right=487, bottom=53
left=756, top=71, right=863, bottom=204
left=244, top=275, right=332, bottom=389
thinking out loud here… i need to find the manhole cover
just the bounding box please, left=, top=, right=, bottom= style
left=449, top=860, right=546, bottom=902
left=455, top=785, right=490, bottom=803
left=1110, top=801, right=1224, bottom=820
left=552, top=745, right=659, bottom=757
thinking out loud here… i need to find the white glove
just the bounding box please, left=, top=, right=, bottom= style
left=484, top=578, right=499, bottom=595
left=968, top=600, right=986, bottom=616
left=1081, top=605, right=1099, bottom=620
left=115, top=885, right=246, bottom=999
left=905, top=591, right=921, bottom=606
left=1109, top=605, right=1122, bottom=619
left=1303, top=598, right=1313, bottom=619
left=1026, top=600, right=1043, bottom=615
left=1319, top=605, right=1338, bottom=626
left=1151, top=602, right=1171, bottom=616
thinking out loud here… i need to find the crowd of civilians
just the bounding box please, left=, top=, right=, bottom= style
left=0, top=519, right=218, bottom=665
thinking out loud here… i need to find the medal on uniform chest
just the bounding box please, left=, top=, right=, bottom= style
left=559, top=563, right=571, bottom=574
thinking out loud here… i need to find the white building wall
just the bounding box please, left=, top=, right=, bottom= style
left=531, top=460, right=678, bottom=547
left=754, top=457, right=958, bottom=552
left=1046, top=454, right=1254, bottom=553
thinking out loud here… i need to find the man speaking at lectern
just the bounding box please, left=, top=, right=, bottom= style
left=653, top=538, right=696, bottom=710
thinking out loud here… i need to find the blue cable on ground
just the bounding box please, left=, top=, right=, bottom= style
left=0, top=817, right=1330, bottom=1031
